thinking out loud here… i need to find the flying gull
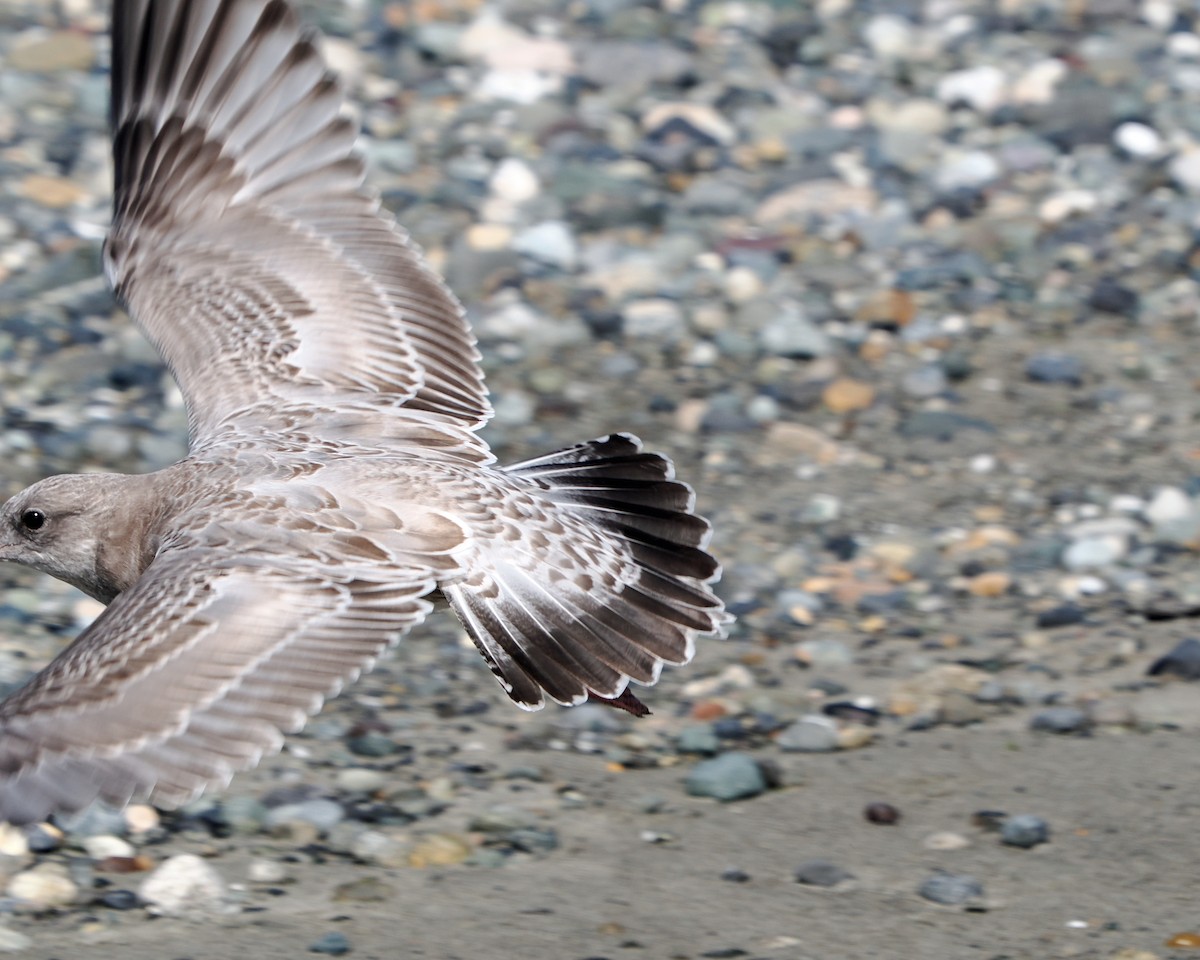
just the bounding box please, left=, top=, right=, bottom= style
left=0, top=0, right=726, bottom=824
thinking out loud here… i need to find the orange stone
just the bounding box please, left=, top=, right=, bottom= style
left=691, top=700, right=729, bottom=721
left=822, top=378, right=875, bottom=413
left=1166, top=932, right=1200, bottom=948
left=968, top=571, right=1011, bottom=597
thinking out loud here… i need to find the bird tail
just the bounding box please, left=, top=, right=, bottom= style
left=442, top=434, right=727, bottom=715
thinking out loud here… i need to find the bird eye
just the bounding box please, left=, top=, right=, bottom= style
left=19, top=509, right=46, bottom=532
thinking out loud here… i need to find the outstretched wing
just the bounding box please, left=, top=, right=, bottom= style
left=0, top=523, right=441, bottom=824
left=106, top=0, right=491, bottom=449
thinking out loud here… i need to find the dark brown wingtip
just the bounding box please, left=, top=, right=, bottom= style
left=589, top=688, right=651, bottom=718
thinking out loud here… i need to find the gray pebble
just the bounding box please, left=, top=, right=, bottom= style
left=684, top=752, right=767, bottom=802
left=776, top=718, right=839, bottom=753
left=1025, top=352, right=1084, bottom=386
left=1001, top=814, right=1050, bottom=848
left=676, top=724, right=720, bottom=755
left=309, top=931, right=352, bottom=956
left=1148, top=637, right=1200, bottom=680
left=793, top=859, right=853, bottom=887
left=919, top=871, right=984, bottom=905
left=1029, top=706, right=1090, bottom=734
left=265, top=798, right=345, bottom=834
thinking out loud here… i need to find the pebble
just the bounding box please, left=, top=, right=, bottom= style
left=513, top=222, right=578, bottom=271
left=793, top=859, right=853, bottom=887
left=82, top=835, right=135, bottom=860
left=822, top=378, right=875, bottom=414
left=1026, top=353, right=1085, bottom=386
left=776, top=717, right=839, bottom=753
left=677, top=724, right=720, bottom=755
left=309, top=932, right=352, bottom=956
left=265, top=798, right=345, bottom=835
left=919, top=871, right=984, bottom=905
left=7, top=863, right=77, bottom=909
left=0, top=929, right=32, bottom=952
left=138, top=854, right=227, bottom=916
left=1001, top=815, right=1050, bottom=849
left=1030, top=707, right=1091, bottom=734
left=684, top=753, right=768, bottom=802
left=1148, top=638, right=1200, bottom=680
left=247, top=859, right=291, bottom=884
left=924, top=832, right=971, bottom=851
left=864, top=802, right=901, bottom=825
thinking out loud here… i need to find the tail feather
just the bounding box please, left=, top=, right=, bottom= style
left=445, top=434, right=727, bottom=714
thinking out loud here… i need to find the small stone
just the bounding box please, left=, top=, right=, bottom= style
left=936, top=65, right=1007, bottom=112
left=82, top=836, right=135, bottom=861
left=334, top=768, right=387, bottom=794
left=346, top=731, right=398, bottom=757
left=622, top=299, right=687, bottom=343
left=1030, top=706, right=1090, bottom=734
left=1166, top=933, right=1200, bottom=949
left=349, top=830, right=409, bottom=868
left=123, top=806, right=159, bottom=834
left=24, top=825, right=62, bottom=854
left=1170, top=150, right=1200, bottom=194
left=919, top=871, right=984, bottom=905
left=864, top=802, right=900, bottom=825
left=489, top=158, right=539, bottom=204
left=836, top=725, right=875, bottom=750
left=721, top=867, right=751, bottom=883
left=1026, top=353, right=1084, bottom=386
left=309, top=932, right=352, bottom=956
left=676, top=724, right=720, bottom=755
left=0, top=825, right=28, bottom=859
left=822, top=378, right=874, bottom=414
left=101, top=889, right=140, bottom=911
left=1148, top=638, right=1200, bottom=680
left=1001, top=814, right=1050, bottom=849
left=7, top=864, right=77, bottom=909
left=265, top=799, right=345, bottom=835
left=793, top=859, right=853, bottom=887
left=968, top=571, right=1010, bottom=597
left=138, top=854, right=226, bottom=916
left=776, top=717, right=839, bottom=753
left=247, top=859, right=291, bottom=884
left=407, top=834, right=473, bottom=868
left=684, top=753, right=767, bottom=802
left=863, top=14, right=915, bottom=58
left=513, top=221, right=577, bottom=271
left=923, top=832, right=971, bottom=851
left=1036, top=603, right=1085, bottom=628
left=1062, top=536, right=1126, bottom=570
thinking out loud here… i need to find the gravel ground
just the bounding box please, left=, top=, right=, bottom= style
left=3, top=0, right=1200, bottom=958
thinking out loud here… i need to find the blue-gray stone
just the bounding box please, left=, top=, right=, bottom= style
left=1029, top=706, right=1090, bottom=734
left=1026, top=352, right=1085, bottom=386
left=1001, top=814, right=1050, bottom=848
left=919, top=871, right=984, bottom=905
left=309, top=931, right=351, bottom=956
left=793, top=859, right=853, bottom=887
left=676, top=724, right=720, bottom=755
left=684, top=752, right=767, bottom=802
left=1148, top=637, right=1200, bottom=680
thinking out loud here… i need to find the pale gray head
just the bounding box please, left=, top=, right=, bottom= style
left=0, top=473, right=159, bottom=604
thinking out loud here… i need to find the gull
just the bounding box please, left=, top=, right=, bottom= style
left=0, top=0, right=726, bottom=825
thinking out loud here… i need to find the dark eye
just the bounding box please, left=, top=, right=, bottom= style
left=20, top=509, right=46, bottom=532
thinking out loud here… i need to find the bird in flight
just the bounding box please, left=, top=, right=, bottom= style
left=0, top=0, right=725, bottom=824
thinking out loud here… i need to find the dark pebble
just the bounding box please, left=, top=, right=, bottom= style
left=971, top=810, right=1008, bottom=832
left=864, top=802, right=900, bottom=825
left=346, top=732, right=398, bottom=757
left=1035, top=603, right=1085, bottom=628
left=1025, top=352, right=1085, bottom=386
left=309, top=931, right=352, bottom=956
left=1030, top=706, right=1090, bottom=734
left=1147, top=637, right=1200, bottom=680
left=25, top=824, right=62, bottom=853
left=919, top=871, right=983, bottom=905
left=1001, top=814, right=1050, bottom=848
left=720, top=867, right=751, bottom=883
left=1087, top=278, right=1139, bottom=315
left=793, top=859, right=853, bottom=887
left=101, top=889, right=140, bottom=910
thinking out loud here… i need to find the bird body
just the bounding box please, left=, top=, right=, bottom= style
left=0, top=0, right=725, bottom=824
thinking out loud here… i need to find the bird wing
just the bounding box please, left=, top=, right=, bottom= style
left=0, top=497, right=456, bottom=824
left=105, top=0, right=491, bottom=454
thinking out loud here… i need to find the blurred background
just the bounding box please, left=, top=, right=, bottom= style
left=2, top=0, right=1200, bottom=957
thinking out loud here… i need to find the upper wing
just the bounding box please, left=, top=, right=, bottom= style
left=0, top=531, right=439, bottom=824
left=105, top=0, right=491, bottom=447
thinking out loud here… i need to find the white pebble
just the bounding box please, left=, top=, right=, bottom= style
left=138, top=854, right=227, bottom=916
left=923, top=831, right=970, bottom=851
left=489, top=157, right=539, bottom=204
left=7, top=864, right=77, bottom=908
left=82, top=835, right=135, bottom=860
left=969, top=454, right=995, bottom=474
left=1038, top=189, right=1098, bottom=224
left=1114, top=121, right=1163, bottom=158
left=1168, top=32, right=1200, bottom=57
left=247, top=859, right=290, bottom=884
left=936, top=65, right=1007, bottom=112
left=863, top=14, right=916, bottom=59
